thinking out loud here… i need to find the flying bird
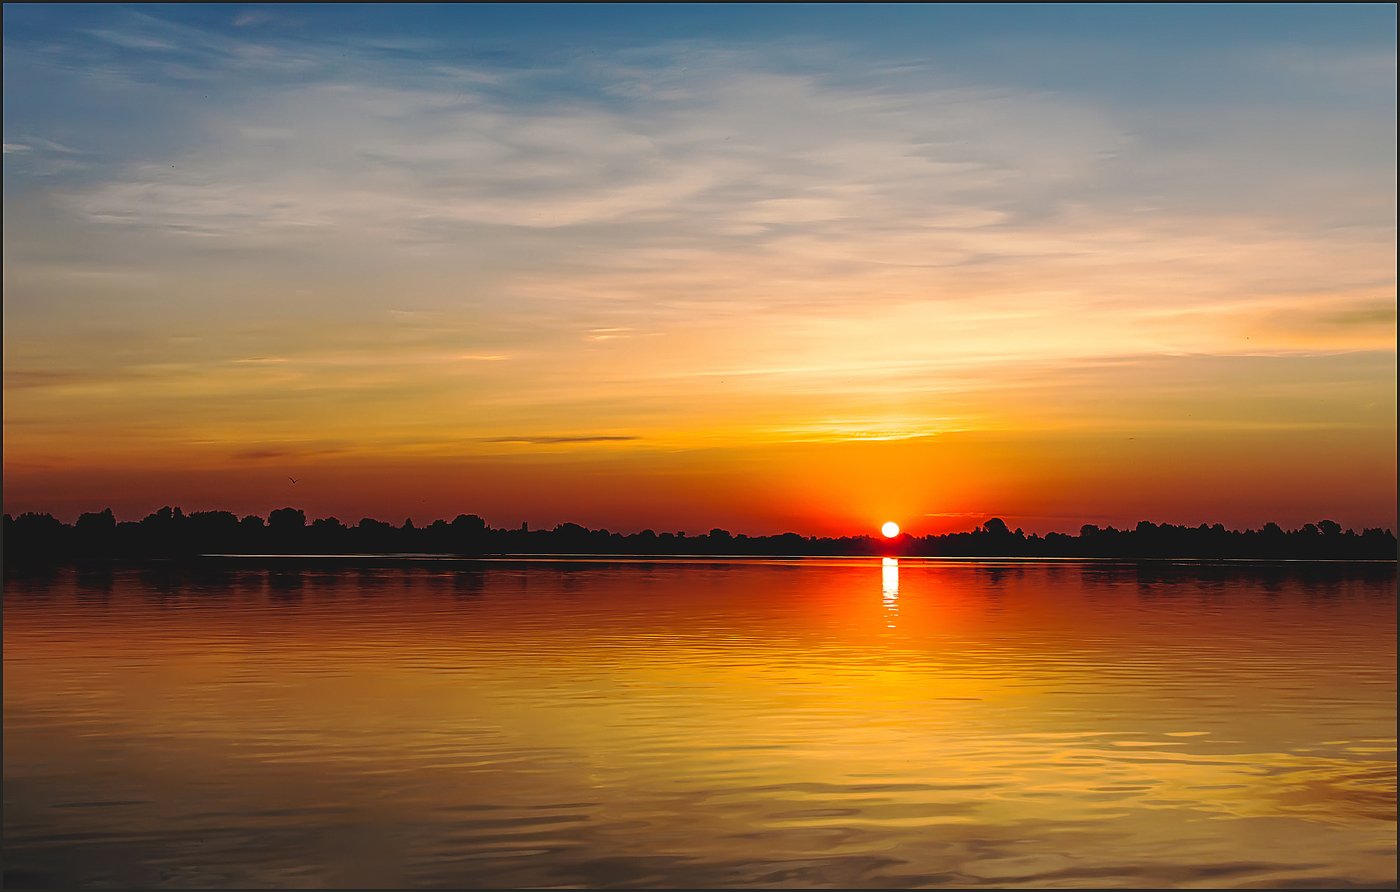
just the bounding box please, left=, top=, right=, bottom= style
left=288, top=476, right=299, bottom=484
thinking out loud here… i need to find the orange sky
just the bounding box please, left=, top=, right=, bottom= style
left=4, top=426, right=1394, bottom=536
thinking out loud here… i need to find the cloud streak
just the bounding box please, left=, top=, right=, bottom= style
left=482, top=436, right=642, bottom=446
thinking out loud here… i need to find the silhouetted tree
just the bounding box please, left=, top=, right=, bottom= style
left=452, top=514, right=486, bottom=532
left=76, top=508, right=116, bottom=533
left=74, top=508, right=117, bottom=556
left=268, top=507, right=306, bottom=531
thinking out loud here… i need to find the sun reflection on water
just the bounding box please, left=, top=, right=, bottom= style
left=881, top=557, right=899, bottom=628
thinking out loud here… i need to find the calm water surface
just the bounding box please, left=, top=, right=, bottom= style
left=4, top=559, right=1396, bottom=888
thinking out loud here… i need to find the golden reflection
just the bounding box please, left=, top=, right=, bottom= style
left=881, top=557, right=899, bottom=628
left=3, top=564, right=1396, bottom=889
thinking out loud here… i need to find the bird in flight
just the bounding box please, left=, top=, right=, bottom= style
left=288, top=476, right=299, bottom=484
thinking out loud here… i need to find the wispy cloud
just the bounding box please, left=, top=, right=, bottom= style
left=232, top=10, right=275, bottom=29
left=232, top=445, right=348, bottom=460
left=483, top=436, right=642, bottom=445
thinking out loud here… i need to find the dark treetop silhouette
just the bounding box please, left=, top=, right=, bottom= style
left=3, top=509, right=1395, bottom=565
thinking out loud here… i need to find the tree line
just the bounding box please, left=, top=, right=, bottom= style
left=3, top=508, right=1395, bottom=563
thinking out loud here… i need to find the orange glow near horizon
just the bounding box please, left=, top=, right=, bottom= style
left=2, top=424, right=1397, bottom=536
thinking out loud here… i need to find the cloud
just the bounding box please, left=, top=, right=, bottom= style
left=84, top=27, right=181, bottom=53
left=233, top=448, right=291, bottom=460
left=232, top=445, right=348, bottom=460
left=3, top=370, right=90, bottom=388
left=1311, top=300, right=1398, bottom=329
left=50, top=36, right=1389, bottom=335
left=482, top=436, right=642, bottom=445
left=232, top=10, right=275, bottom=29
left=57, top=38, right=1133, bottom=257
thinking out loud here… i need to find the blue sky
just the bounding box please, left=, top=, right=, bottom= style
left=6, top=4, right=1395, bottom=174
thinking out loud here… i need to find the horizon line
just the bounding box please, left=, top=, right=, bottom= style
left=5, top=506, right=1394, bottom=540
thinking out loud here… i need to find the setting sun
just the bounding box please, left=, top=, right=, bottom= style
left=881, top=521, right=901, bottom=538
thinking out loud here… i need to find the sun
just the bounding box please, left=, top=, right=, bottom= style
left=881, top=521, right=900, bottom=538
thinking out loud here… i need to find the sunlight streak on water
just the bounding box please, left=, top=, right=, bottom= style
left=3, top=559, right=1396, bottom=888
left=882, top=557, right=899, bottom=629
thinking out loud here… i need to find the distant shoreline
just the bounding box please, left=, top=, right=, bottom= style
left=5, top=509, right=1396, bottom=565
left=5, top=554, right=1396, bottom=573
left=206, top=553, right=1398, bottom=563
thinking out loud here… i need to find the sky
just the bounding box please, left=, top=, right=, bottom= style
left=3, top=4, right=1396, bottom=536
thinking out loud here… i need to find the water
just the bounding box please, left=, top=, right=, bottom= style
left=4, top=558, right=1396, bottom=889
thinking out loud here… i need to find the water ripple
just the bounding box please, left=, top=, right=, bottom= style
left=4, top=560, right=1395, bottom=888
